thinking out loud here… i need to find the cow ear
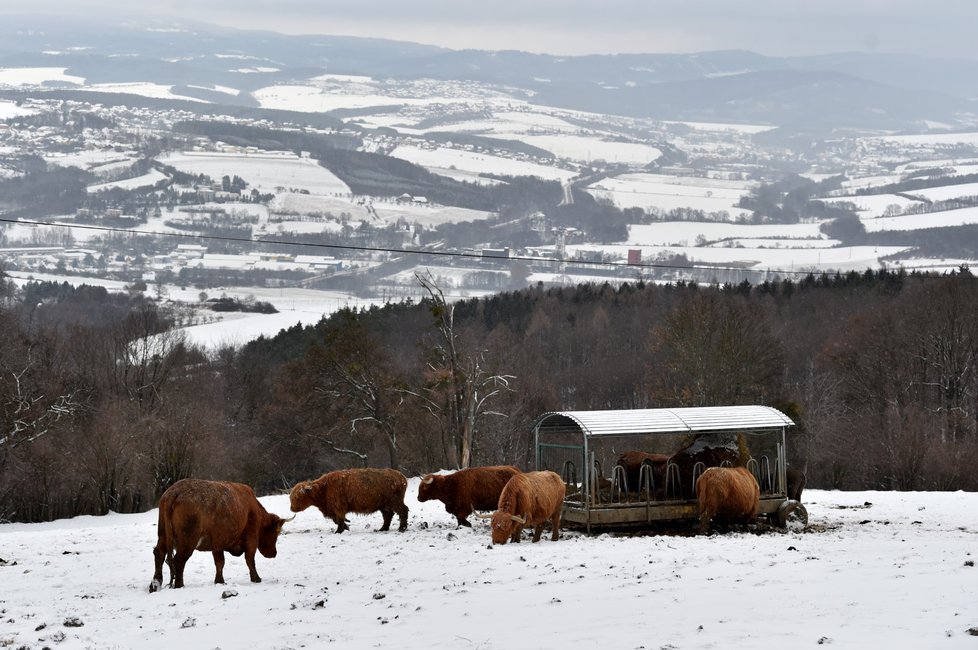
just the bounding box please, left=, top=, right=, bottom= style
left=301, top=484, right=312, bottom=494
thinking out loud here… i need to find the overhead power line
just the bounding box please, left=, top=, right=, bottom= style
left=0, top=216, right=950, bottom=280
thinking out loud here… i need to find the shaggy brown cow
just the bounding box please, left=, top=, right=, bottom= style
left=479, top=470, right=565, bottom=545
left=149, top=479, right=291, bottom=592
left=695, top=466, right=760, bottom=534
left=290, top=468, right=409, bottom=533
left=418, top=465, right=521, bottom=527
left=615, top=451, right=670, bottom=494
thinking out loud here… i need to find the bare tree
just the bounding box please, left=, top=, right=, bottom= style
left=414, top=271, right=514, bottom=468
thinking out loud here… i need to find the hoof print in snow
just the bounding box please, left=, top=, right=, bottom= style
left=964, top=560, right=974, bottom=567
left=51, top=631, right=66, bottom=643
left=314, top=600, right=326, bottom=609
left=63, top=617, right=84, bottom=628
left=221, top=589, right=238, bottom=599
left=817, top=636, right=832, bottom=644
left=372, top=593, right=386, bottom=600
left=35, top=623, right=47, bottom=632
left=181, top=617, right=196, bottom=629
left=966, top=627, right=978, bottom=636
left=418, top=521, right=429, bottom=529
left=446, top=532, right=457, bottom=541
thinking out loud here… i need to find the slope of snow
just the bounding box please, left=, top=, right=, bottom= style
left=1, top=487, right=976, bottom=649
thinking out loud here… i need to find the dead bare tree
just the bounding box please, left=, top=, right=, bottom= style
left=414, top=271, right=514, bottom=469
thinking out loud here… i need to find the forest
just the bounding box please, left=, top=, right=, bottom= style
left=2, top=267, right=978, bottom=523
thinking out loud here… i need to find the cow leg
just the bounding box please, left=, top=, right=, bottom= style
left=172, top=548, right=193, bottom=589
left=531, top=523, right=544, bottom=542
left=396, top=503, right=409, bottom=532
left=379, top=509, right=393, bottom=531
left=698, top=509, right=713, bottom=535
left=456, top=514, right=472, bottom=528
left=212, top=550, right=226, bottom=584
left=510, top=525, right=522, bottom=543
left=244, top=547, right=262, bottom=583
left=333, top=513, right=348, bottom=533
left=150, top=542, right=166, bottom=592
left=550, top=512, right=561, bottom=541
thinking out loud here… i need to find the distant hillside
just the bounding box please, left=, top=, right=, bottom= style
left=1, top=16, right=977, bottom=131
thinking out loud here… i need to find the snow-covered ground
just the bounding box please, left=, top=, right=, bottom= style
left=587, top=173, right=755, bottom=217
left=1, top=486, right=976, bottom=649
left=157, top=151, right=350, bottom=196
left=389, top=144, right=577, bottom=182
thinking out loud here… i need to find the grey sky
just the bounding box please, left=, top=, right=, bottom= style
left=5, top=0, right=978, bottom=60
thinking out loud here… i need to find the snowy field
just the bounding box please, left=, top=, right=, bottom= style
left=157, top=151, right=350, bottom=195
left=0, top=99, right=38, bottom=119
left=87, top=169, right=168, bottom=193
left=1, top=486, right=976, bottom=649
left=627, top=222, right=827, bottom=247
left=389, top=145, right=578, bottom=182
left=861, top=206, right=978, bottom=232
left=588, top=173, right=755, bottom=217
left=0, top=66, right=85, bottom=86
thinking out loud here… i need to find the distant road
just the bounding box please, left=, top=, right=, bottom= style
left=559, top=180, right=574, bottom=205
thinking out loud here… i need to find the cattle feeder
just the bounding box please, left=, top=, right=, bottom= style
left=533, top=405, right=806, bottom=533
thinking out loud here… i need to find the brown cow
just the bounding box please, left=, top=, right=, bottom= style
left=478, top=470, right=565, bottom=545
left=418, top=465, right=521, bottom=527
left=786, top=465, right=807, bottom=502
left=290, top=468, right=409, bottom=533
left=615, top=451, right=670, bottom=494
left=695, top=466, right=760, bottom=534
left=149, top=479, right=291, bottom=592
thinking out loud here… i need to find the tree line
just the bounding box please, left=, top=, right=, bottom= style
left=3, top=267, right=978, bottom=523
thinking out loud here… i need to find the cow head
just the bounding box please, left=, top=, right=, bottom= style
left=417, top=474, right=442, bottom=502
left=289, top=481, right=317, bottom=512
left=258, top=514, right=294, bottom=558
left=488, top=510, right=525, bottom=545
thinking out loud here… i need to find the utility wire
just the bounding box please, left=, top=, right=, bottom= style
left=0, top=215, right=944, bottom=279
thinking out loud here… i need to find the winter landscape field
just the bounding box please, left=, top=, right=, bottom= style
left=1, top=482, right=976, bottom=649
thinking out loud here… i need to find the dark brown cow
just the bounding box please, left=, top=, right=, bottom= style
left=615, top=451, right=670, bottom=494
left=149, top=479, right=291, bottom=592
left=289, top=468, right=409, bottom=533
left=669, top=434, right=744, bottom=500
left=786, top=465, right=807, bottom=502
left=479, top=470, right=565, bottom=545
left=418, top=465, right=521, bottom=527
left=695, top=466, right=760, bottom=534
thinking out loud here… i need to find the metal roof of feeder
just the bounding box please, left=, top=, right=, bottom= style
left=534, top=405, right=794, bottom=437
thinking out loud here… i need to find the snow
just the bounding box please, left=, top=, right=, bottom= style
left=1, top=487, right=975, bottom=648
left=0, top=66, right=85, bottom=86
left=0, top=99, right=38, bottom=119
left=389, top=144, right=578, bottom=182
left=862, top=206, right=978, bottom=232
left=588, top=173, right=755, bottom=217
left=157, top=151, right=351, bottom=195
left=87, top=169, right=168, bottom=193
left=627, top=222, right=826, bottom=246
left=518, top=134, right=661, bottom=165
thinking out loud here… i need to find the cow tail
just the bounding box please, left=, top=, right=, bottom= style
left=160, top=500, right=176, bottom=577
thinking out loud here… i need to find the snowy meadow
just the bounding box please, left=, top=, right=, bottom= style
left=1, top=484, right=976, bottom=649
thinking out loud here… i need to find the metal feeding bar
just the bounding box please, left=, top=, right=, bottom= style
left=533, top=405, right=798, bottom=532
